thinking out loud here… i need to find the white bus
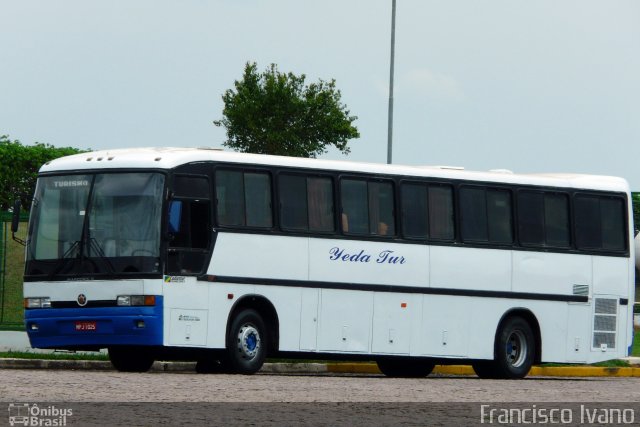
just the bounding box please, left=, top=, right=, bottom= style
left=15, top=147, right=636, bottom=379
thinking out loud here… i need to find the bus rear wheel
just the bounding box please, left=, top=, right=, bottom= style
left=108, top=346, right=155, bottom=373
left=226, top=309, right=267, bottom=375
left=474, top=316, right=535, bottom=379
left=376, top=357, right=435, bottom=378
left=471, top=361, right=498, bottom=379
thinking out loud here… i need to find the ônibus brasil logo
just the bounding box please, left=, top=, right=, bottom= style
left=8, top=403, right=72, bottom=426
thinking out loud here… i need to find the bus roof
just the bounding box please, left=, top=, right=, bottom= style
left=39, top=147, right=630, bottom=193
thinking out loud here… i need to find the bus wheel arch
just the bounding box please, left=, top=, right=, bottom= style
left=497, top=308, right=542, bottom=365
left=226, top=295, right=280, bottom=357
left=496, top=309, right=540, bottom=378
left=473, top=308, right=541, bottom=379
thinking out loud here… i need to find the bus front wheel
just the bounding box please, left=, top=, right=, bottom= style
left=195, top=354, right=229, bottom=374
left=226, top=309, right=267, bottom=375
left=108, top=346, right=155, bottom=373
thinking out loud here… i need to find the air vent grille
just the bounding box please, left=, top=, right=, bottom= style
left=593, top=332, right=616, bottom=349
left=592, top=298, right=617, bottom=350
left=573, top=284, right=589, bottom=296
left=595, top=298, right=617, bottom=314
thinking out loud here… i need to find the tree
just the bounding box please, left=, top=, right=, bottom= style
left=633, top=192, right=640, bottom=233
left=214, top=62, right=360, bottom=158
left=0, top=135, right=86, bottom=210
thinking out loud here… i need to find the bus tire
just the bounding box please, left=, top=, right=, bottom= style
left=195, top=357, right=229, bottom=374
left=493, top=316, right=535, bottom=379
left=471, top=361, right=498, bottom=379
left=376, top=357, right=435, bottom=378
left=108, top=346, right=154, bottom=373
left=226, top=309, right=267, bottom=375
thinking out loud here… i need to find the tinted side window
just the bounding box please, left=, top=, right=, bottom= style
left=487, top=189, right=513, bottom=244
left=369, top=181, right=395, bottom=236
left=169, top=200, right=210, bottom=249
left=341, top=179, right=369, bottom=234
left=518, top=191, right=570, bottom=248
left=215, top=170, right=272, bottom=228
left=401, top=183, right=454, bottom=240
left=308, top=177, right=334, bottom=232
left=575, top=195, right=602, bottom=249
left=517, top=192, right=545, bottom=245
left=460, top=187, right=488, bottom=242
left=545, top=193, right=570, bottom=247
left=428, top=185, right=454, bottom=240
left=173, top=176, right=210, bottom=198
left=601, top=198, right=625, bottom=250
left=244, top=173, right=272, bottom=228
left=279, top=175, right=308, bottom=230
left=279, top=175, right=335, bottom=232
left=575, top=195, right=626, bottom=251
left=341, top=179, right=395, bottom=236
left=401, top=184, right=428, bottom=239
left=460, top=186, right=512, bottom=244
left=215, top=170, right=244, bottom=226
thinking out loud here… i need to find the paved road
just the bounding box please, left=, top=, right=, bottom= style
left=2, top=369, right=640, bottom=402
left=2, top=370, right=640, bottom=426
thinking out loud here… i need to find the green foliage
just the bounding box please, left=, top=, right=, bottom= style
left=590, top=359, right=631, bottom=367
left=632, top=192, right=639, bottom=232
left=214, top=62, right=360, bottom=158
left=0, top=218, right=28, bottom=326
left=0, top=351, right=108, bottom=360
left=0, top=135, right=86, bottom=210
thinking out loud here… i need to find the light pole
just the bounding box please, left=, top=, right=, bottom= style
left=386, top=0, right=396, bottom=165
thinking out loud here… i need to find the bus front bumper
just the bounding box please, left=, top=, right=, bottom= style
left=24, top=296, right=163, bottom=349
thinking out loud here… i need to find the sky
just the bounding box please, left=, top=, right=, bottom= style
left=2, top=1, right=640, bottom=188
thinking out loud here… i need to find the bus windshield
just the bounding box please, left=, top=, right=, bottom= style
left=26, top=172, right=165, bottom=278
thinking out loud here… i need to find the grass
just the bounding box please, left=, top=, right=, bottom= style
left=593, top=359, right=631, bottom=367
left=633, top=328, right=640, bottom=357
left=0, top=221, right=27, bottom=326
left=0, top=350, right=108, bottom=361
left=541, top=360, right=631, bottom=368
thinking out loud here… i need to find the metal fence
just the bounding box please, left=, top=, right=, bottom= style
left=0, top=211, right=28, bottom=329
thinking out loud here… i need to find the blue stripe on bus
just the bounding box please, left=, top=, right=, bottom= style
left=24, top=296, right=164, bottom=349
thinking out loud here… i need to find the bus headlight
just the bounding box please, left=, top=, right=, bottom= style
left=117, top=295, right=156, bottom=306
left=24, top=297, right=51, bottom=309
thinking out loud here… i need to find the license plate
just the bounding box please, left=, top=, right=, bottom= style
left=75, top=321, right=97, bottom=332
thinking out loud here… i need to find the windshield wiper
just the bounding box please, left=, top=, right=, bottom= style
left=48, top=178, right=97, bottom=279
left=86, top=236, right=116, bottom=273
left=47, top=239, right=82, bottom=279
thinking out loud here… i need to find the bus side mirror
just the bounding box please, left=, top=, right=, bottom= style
left=11, top=200, right=26, bottom=246
left=11, top=200, right=21, bottom=233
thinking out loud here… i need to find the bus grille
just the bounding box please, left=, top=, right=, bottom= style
left=592, top=297, right=617, bottom=350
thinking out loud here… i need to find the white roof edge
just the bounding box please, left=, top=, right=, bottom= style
left=39, top=147, right=631, bottom=193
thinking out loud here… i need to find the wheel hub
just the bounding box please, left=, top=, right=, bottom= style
left=506, top=330, right=527, bottom=368
left=237, top=324, right=261, bottom=360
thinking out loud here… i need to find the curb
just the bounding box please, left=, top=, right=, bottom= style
left=1, top=359, right=639, bottom=377
left=325, top=363, right=640, bottom=377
